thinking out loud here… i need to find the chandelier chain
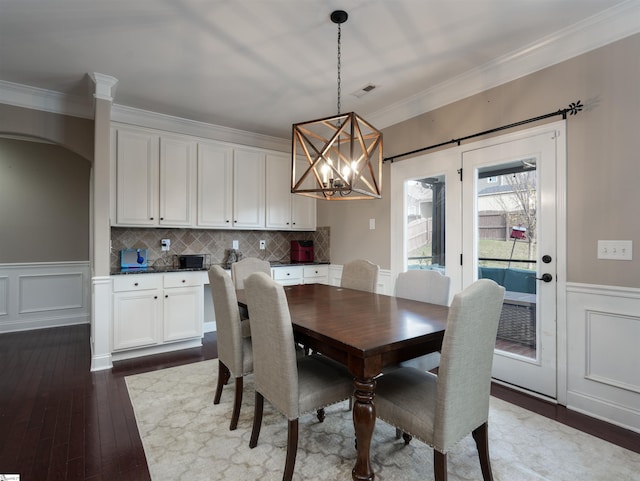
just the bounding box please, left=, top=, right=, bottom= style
left=337, top=23, right=342, bottom=115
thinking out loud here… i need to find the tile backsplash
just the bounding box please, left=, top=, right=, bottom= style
left=110, top=227, right=330, bottom=271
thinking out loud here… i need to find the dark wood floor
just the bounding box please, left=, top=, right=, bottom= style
left=1, top=324, right=638, bottom=480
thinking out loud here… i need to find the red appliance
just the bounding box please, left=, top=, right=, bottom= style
left=290, top=240, right=314, bottom=263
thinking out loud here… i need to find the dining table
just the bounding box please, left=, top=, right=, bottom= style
left=238, top=282, right=448, bottom=481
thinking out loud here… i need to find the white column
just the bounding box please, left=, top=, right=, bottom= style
left=89, top=72, right=118, bottom=371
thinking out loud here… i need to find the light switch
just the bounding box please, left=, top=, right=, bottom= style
left=369, top=218, right=375, bottom=230
left=597, top=240, right=633, bottom=260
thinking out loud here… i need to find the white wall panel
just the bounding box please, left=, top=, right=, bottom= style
left=566, top=283, right=640, bottom=434
left=19, top=272, right=84, bottom=313
left=0, top=276, right=7, bottom=316
left=0, top=262, right=90, bottom=332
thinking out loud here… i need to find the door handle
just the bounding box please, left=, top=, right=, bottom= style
left=536, top=273, right=553, bottom=283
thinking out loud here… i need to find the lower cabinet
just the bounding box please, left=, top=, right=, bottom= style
left=112, top=272, right=203, bottom=353
left=271, top=265, right=329, bottom=286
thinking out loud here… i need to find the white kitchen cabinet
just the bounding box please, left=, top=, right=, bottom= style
left=112, top=274, right=163, bottom=350
left=113, top=126, right=196, bottom=227
left=112, top=272, right=203, bottom=354
left=163, top=272, right=203, bottom=342
left=272, top=265, right=328, bottom=285
left=266, top=153, right=316, bottom=230
left=159, top=135, right=197, bottom=226
left=272, top=265, right=304, bottom=285
left=197, top=141, right=234, bottom=228
left=115, top=127, right=159, bottom=226
left=302, top=265, right=329, bottom=284
left=233, top=148, right=266, bottom=229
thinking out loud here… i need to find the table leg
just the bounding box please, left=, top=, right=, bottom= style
left=352, top=377, right=376, bottom=481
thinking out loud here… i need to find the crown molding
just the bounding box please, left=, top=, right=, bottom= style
left=369, top=0, right=640, bottom=129
left=0, top=79, right=93, bottom=119
left=111, top=104, right=290, bottom=152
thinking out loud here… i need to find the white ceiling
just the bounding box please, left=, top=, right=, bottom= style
left=0, top=0, right=638, bottom=139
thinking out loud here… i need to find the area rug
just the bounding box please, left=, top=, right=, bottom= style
left=126, top=359, right=640, bottom=481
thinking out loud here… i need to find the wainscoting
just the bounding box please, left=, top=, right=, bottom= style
left=566, top=283, right=640, bottom=433
left=0, top=261, right=91, bottom=333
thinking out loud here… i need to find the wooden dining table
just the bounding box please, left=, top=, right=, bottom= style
left=238, top=282, right=448, bottom=481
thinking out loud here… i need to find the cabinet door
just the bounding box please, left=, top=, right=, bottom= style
left=159, top=135, right=196, bottom=226
left=197, top=141, right=234, bottom=227
left=266, top=153, right=292, bottom=229
left=291, top=155, right=316, bottom=230
left=233, top=148, right=266, bottom=229
left=113, top=289, right=161, bottom=350
left=163, top=286, right=203, bottom=342
left=115, top=128, right=159, bottom=226
left=291, top=193, right=316, bottom=230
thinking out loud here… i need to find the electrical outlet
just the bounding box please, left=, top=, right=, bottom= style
left=259, top=240, right=266, bottom=250
left=597, top=240, right=632, bottom=260
left=232, top=240, right=239, bottom=250
left=161, top=239, right=170, bottom=251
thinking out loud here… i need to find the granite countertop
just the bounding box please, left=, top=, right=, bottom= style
left=111, top=261, right=329, bottom=276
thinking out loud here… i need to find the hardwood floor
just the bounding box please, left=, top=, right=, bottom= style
left=1, top=324, right=638, bottom=480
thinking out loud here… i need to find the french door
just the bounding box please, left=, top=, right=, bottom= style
left=391, top=121, right=565, bottom=399
left=462, top=123, right=565, bottom=399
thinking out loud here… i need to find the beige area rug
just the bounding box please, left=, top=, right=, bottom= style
left=126, top=359, right=640, bottom=481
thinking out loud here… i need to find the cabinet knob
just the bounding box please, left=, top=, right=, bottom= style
left=165, top=294, right=169, bottom=298
left=160, top=217, right=164, bottom=220
left=154, top=295, right=158, bottom=299
left=226, top=220, right=230, bottom=223
left=134, top=282, right=139, bottom=286
left=182, top=279, right=186, bottom=283
left=150, top=217, right=154, bottom=220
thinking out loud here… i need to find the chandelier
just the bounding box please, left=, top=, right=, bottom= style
left=291, top=10, right=383, bottom=200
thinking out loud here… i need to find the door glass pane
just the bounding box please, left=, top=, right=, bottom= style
left=406, top=175, right=445, bottom=271
left=477, top=161, right=537, bottom=359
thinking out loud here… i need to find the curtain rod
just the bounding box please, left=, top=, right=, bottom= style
left=383, top=100, right=583, bottom=163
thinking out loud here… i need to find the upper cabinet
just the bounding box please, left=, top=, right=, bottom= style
left=232, top=148, right=266, bottom=229
left=266, top=153, right=316, bottom=231
left=113, top=126, right=196, bottom=227
left=112, top=124, right=315, bottom=231
left=115, top=127, right=159, bottom=226
left=159, top=135, right=197, bottom=226
left=197, top=141, right=233, bottom=228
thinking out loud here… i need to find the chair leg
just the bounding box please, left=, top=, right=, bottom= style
left=214, top=361, right=230, bottom=405
left=472, top=422, right=494, bottom=481
left=229, top=376, right=243, bottom=431
left=283, top=419, right=299, bottom=481
left=249, top=392, right=264, bottom=449
left=434, top=450, right=448, bottom=481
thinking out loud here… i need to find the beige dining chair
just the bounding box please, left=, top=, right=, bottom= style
left=394, top=269, right=451, bottom=372
left=231, top=257, right=271, bottom=336
left=231, top=257, right=271, bottom=289
left=374, top=279, right=505, bottom=481
left=341, top=259, right=379, bottom=292
left=208, top=265, right=253, bottom=431
left=244, top=272, right=353, bottom=481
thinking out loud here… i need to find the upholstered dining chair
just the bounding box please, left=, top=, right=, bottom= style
left=340, top=259, right=379, bottom=292
left=394, top=269, right=451, bottom=372
left=374, top=279, right=505, bottom=481
left=244, top=272, right=353, bottom=481
left=231, top=257, right=271, bottom=289
left=230, top=257, right=271, bottom=336
left=208, top=265, right=253, bottom=431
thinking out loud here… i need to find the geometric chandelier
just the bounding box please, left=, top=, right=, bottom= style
left=291, top=10, right=383, bottom=200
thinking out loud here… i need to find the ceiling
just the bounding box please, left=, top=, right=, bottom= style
left=0, top=0, right=636, bottom=139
